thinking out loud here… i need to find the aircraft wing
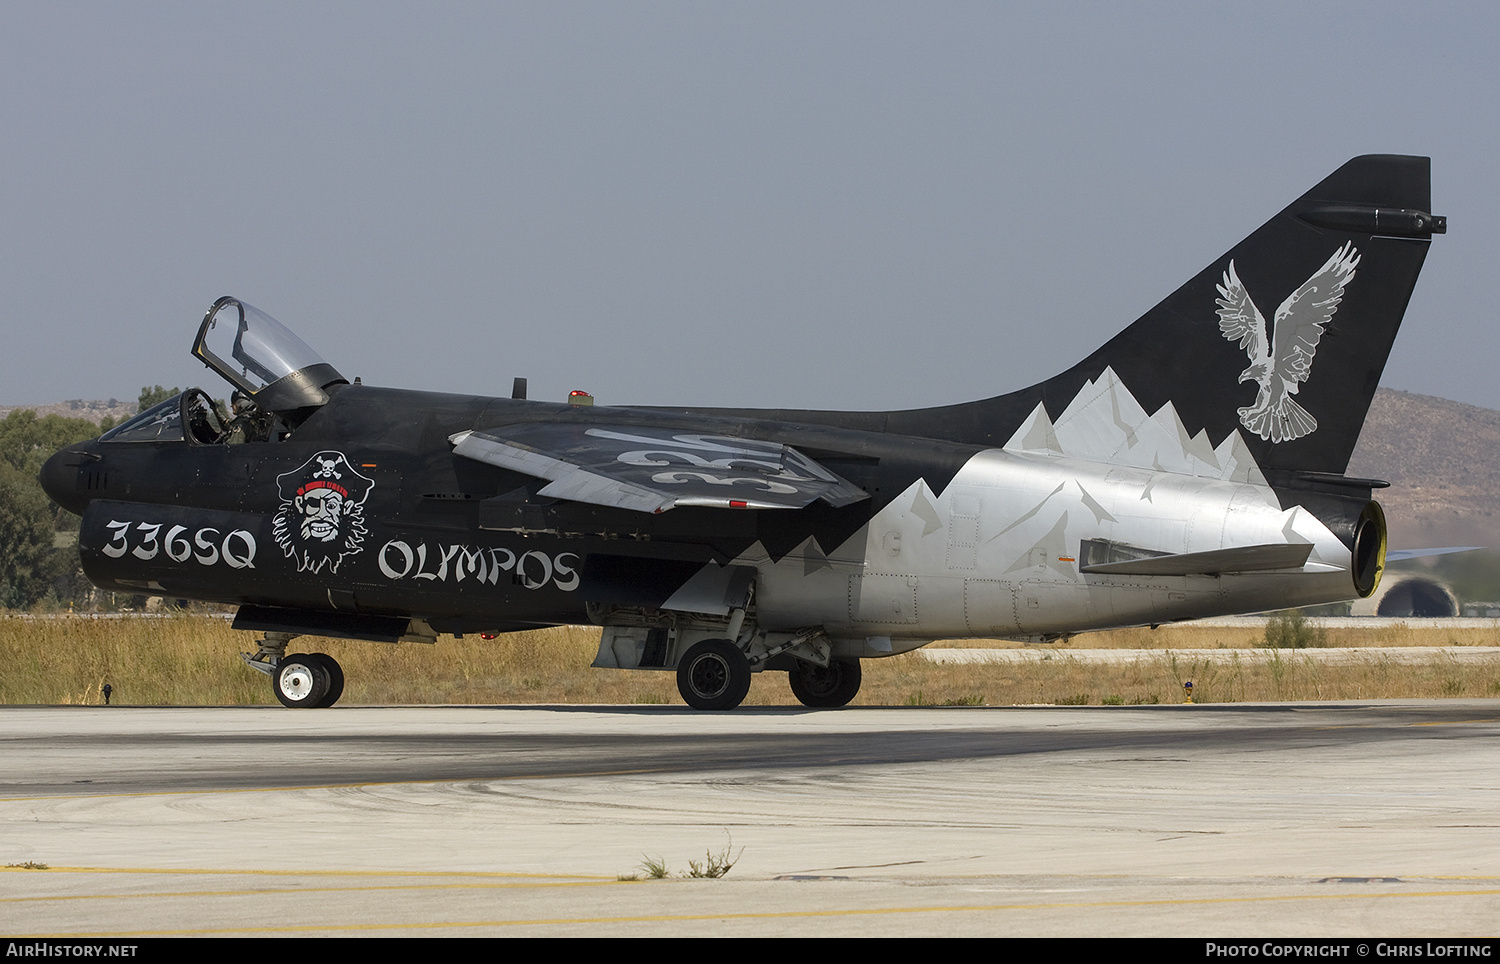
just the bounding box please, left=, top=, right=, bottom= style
left=450, top=423, right=868, bottom=513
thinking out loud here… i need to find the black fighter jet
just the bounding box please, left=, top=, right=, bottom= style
left=42, top=155, right=1444, bottom=710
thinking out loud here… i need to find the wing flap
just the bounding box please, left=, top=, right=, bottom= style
left=451, top=423, right=868, bottom=514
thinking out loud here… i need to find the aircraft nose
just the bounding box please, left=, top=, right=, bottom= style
left=39, top=446, right=90, bottom=515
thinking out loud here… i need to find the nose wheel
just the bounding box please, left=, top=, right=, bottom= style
left=273, top=652, right=345, bottom=708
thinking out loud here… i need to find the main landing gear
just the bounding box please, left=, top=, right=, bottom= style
left=788, top=658, right=862, bottom=708
left=243, top=633, right=345, bottom=708
left=601, top=618, right=865, bottom=711
left=670, top=638, right=864, bottom=711
left=675, top=639, right=752, bottom=711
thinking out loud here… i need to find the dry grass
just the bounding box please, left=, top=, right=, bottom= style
left=0, top=617, right=677, bottom=707
left=929, top=622, right=1500, bottom=650
left=871, top=649, right=1500, bottom=706
left=1, top=615, right=1497, bottom=707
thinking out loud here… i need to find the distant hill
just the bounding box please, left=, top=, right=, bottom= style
left=1348, top=389, right=1500, bottom=550
left=4, top=389, right=1492, bottom=548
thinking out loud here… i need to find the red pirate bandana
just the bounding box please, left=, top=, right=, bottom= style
left=296, top=479, right=349, bottom=498
left=276, top=452, right=374, bottom=505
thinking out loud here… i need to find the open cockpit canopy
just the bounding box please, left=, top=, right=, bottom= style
left=191, top=296, right=346, bottom=412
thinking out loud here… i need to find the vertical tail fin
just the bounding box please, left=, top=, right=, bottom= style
left=889, top=155, right=1443, bottom=476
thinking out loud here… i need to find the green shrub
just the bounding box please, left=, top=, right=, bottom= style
left=1262, top=610, right=1327, bottom=649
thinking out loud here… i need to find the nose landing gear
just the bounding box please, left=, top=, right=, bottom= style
left=273, top=653, right=345, bottom=708
left=243, top=633, right=345, bottom=708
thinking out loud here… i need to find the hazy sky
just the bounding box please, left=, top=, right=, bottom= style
left=3, top=2, right=1496, bottom=414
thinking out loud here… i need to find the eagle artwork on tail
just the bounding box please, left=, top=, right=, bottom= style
left=1215, top=242, right=1360, bottom=443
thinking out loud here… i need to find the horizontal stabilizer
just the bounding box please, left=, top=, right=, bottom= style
left=1080, top=542, right=1315, bottom=576
left=451, top=423, right=868, bottom=513
left=1385, top=546, right=1483, bottom=562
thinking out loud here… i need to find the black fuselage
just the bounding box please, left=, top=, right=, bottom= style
left=43, top=384, right=977, bottom=636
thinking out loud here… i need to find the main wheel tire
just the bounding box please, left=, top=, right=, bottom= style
left=676, top=639, right=752, bottom=711
left=788, top=658, right=862, bottom=708
left=274, top=653, right=330, bottom=708
left=309, top=653, right=344, bottom=708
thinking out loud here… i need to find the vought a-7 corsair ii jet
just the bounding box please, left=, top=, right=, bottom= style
left=42, top=155, right=1445, bottom=710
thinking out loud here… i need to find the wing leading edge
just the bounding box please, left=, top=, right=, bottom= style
left=451, top=423, right=868, bottom=513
